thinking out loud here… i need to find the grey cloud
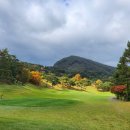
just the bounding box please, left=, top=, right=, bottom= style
left=0, top=0, right=130, bottom=67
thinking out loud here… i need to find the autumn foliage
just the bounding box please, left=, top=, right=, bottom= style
left=30, top=71, right=42, bottom=86
left=111, top=85, right=127, bottom=100
left=73, top=74, right=82, bottom=81
left=111, top=85, right=126, bottom=93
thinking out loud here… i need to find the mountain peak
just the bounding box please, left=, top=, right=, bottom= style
left=53, top=56, right=115, bottom=79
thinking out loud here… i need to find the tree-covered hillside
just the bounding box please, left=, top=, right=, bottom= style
left=53, top=56, right=115, bottom=79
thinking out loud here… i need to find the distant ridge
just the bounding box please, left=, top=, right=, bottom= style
left=53, top=55, right=115, bottom=79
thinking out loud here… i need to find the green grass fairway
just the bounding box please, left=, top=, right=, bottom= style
left=0, top=84, right=130, bottom=130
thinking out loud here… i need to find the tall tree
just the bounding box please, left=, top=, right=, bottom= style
left=114, top=56, right=128, bottom=85
left=0, top=49, right=13, bottom=83
left=114, top=41, right=130, bottom=100
left=0, top=48, right=30, bottom=84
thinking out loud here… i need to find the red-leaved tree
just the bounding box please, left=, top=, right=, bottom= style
left=111, top=85, right=127, bottom=100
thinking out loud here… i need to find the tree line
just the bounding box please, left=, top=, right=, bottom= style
left=0, top=48, right=112, bottom=92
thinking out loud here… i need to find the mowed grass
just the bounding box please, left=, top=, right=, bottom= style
left=0, top=84, right=130, bottom=130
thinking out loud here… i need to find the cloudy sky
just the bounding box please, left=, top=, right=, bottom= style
left=0, top=0, right=130, bottom=66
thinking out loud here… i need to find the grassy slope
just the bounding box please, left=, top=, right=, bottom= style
left=0, top=84, right=130, bottom=130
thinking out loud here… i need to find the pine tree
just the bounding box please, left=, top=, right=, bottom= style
left=114, top=56, right=128, bottom=85
left=123, top=41, right=130, bottom=100
left=114, top=41, right=130, bottom=100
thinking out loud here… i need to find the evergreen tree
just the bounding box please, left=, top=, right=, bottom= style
left=0, top=48, right=30, bottom=84
left=114, top=56, right=128, bottom=85
left=0, top=49, right=13, bottom=83
left=114, top=41, right=130, bottom=100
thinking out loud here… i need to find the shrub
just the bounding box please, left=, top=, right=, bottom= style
left=59, top=76, right=71, bottom=88
left=43, top=73, right=59, bottom=86
left=17, top=68, right=30, bottom=85
left=95, top=79, right=103, bottom=88
left=98, top=82, right=112, bottom=92
left=111, top=85, right=127, bottom=100
left=73, top=74, right=82, bottom=81
left=40, top=80, right=52, bottom=88
left=111, top=85, right=126, bottom=93
left=30, top=71, right=42, bottom=86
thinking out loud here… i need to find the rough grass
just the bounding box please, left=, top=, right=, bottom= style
left=0, top=83, right=130, bottom=130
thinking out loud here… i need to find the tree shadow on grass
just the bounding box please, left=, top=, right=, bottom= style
left=0, top=98, right=81, bottom=107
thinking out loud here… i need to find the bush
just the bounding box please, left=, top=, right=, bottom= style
left=95, top=79, right=103, bottom=88
left=98, top=82, right=112, bottom=92
left=111, top=85, right=127, bottom=100
left=30, top=71, right=42, bottom=86
left=17, top=68, right=30, bottom=85
left=43, top=73, right=59, bottom=86
left=59, top=76, right=71, bottom=88
left=111, top=85, right=126, bottom=93
left=72, top=74, right=82, bottom=81
left=40, top=80, right=52, bottom=88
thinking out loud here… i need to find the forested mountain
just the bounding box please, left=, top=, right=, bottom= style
left=53, top=56, right=115, bottom=79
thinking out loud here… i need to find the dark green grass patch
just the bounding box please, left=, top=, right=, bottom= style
left=0, top=98, right=80, bottom=107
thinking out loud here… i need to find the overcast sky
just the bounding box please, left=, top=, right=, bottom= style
left=0, top=0, right=130, bottom=66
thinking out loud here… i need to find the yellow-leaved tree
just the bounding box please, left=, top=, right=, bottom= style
left=73, top=74, right=82, bottom=81
left=30, top=71, right=42, bottom=86
left=95, top=79, right=103, bottom=88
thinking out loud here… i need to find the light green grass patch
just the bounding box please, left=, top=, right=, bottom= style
left=0, top=84, right=130, bottom=130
